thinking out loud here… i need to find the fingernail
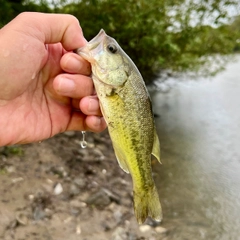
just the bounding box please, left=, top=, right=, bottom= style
left=58, top=77, right=75, bottom=94
left=88, top=97, right=99, bottom=112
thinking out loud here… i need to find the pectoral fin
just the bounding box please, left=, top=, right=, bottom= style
left=151, top=129, right=161, bottom=164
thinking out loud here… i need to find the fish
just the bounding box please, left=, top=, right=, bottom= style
left=76, top=29, right=162, bottom=224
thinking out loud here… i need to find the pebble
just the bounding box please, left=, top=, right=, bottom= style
left=73, top=178, right=86, bottom=188
left=15, top=212, right=28, bottom=225
left=53, top=183, right=63, bottom=195
left=139, top=225, right=152, bottom=233
left=86, top=188, right=111, bottom=208
left=28, top=194, right=35, bottom=200
left=64, top=131, right=76, bottom=137
left=70, top=184, right=80, bottom=196
left=11, top=177, right=24, bottom=183
left=63, top=216, right=72, bottom=224
left=33, top=206, right=46, bottom=221
left=6, top=166, right=15, bottom=173
left=44, top=208, right=53, bottom=218
left=50, top=166, right=68, bottom=178
left=113, top=209, right=123, bottom=223
left=93, top=148, right=105, bottom=160
left=111, top=227, right=128, bottom=240
left=70, top=199, right=87, bottom=208
left=155, top=226, right=167, bottom=234
left=76, top=224, right=81, bottom=235
left=102, top=188, right=121, bottom=204
left=41, top=179, right=54, bottom=193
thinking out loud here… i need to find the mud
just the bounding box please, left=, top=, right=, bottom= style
left=0, top=131, right=166, bottom=240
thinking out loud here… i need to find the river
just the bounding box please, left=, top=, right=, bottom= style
left=152, top=55, right=240, bottom=240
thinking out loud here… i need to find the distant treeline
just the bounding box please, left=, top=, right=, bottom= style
left=1, top=0, right=240, bottom=82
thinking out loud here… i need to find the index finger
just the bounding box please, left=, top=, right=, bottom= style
left=14, top=12, right=86, bottom=50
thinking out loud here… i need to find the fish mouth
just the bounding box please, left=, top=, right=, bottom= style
left=75, top=29, right=106, bottom=63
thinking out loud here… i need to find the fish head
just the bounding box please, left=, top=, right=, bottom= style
left=76, top=29, right=130, bottom=87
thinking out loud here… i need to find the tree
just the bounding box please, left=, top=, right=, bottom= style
left=1, top=0, right=239, bottom=82
left=0, top=0, right=52, bottom=27
left=230, top=15, right=240, bottom=51
left=62, top=0, right=240, bottom=82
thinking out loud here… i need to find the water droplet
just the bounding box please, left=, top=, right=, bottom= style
left=80, top=131, right=88, bottom=148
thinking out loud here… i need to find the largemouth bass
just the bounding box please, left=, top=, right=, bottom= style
left=76, top=29, right=162, bottom=224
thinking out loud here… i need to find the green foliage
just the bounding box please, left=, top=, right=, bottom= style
left=0, top=0, right=52, bottom=26
left=0, top=0, right=239, bottom=82
left=0, top=146, right=24, bottom=157
left=230, top=15, right=240, bottom=51
left=62, top=0, right=240, bottom=82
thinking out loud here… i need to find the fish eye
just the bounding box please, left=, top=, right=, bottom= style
left=107, top=44, right=118, bottom=54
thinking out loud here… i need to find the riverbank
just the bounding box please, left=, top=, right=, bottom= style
left=0, top=130, right=167, bottom=240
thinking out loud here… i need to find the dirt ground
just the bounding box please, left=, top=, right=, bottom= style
left=0, top=130, right=167, bottom=240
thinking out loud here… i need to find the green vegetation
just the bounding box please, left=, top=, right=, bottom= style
left=0, top=146, right=24, bottom=157
left=0, top=146, right=24, bottom=174
left=0, top=0, right=240, bottom=82
left=231, top=15, right=240, bottom=51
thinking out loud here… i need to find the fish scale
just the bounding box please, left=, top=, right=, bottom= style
left=76, top=29, right=162, bottom=224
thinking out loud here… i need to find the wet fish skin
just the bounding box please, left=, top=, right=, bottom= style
left=76, top=29, right=162, bottom=224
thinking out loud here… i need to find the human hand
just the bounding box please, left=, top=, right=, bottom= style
left=0, top=12, right=106, bottom=146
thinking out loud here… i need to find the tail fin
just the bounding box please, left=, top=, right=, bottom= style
left=133, top=184, right=162, bottom=224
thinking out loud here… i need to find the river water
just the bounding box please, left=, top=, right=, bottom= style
left=152, top=55, right=240, bottom=240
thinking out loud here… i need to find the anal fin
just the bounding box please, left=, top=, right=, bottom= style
left=151, top=129, right=161, bottom=164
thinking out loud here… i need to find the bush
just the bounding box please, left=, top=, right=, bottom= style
left=63, top=0, right=240, bottom=82
left=1, top=0, right=239, bottom=82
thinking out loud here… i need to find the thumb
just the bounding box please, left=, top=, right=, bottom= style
left=13, top=12, right=86, bottom=50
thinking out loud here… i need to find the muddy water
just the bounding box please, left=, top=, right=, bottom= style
left=152, top=55, right=240, bottom=240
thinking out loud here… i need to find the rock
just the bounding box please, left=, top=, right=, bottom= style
left=113, top=209, right=123, bottom=223
left=70, top=199, right=87, bottom=208
left=6, top=165, right=15, bottom=173
left=28, top=194, right=35, bottom=200
left=15, top=211, right=29, bottom=225
left=41, top=179, right=54, bottom=193
left=50, top=166, right=68, bottom=178
left=44, top=208, right=53, bottom=218
left=11, top=177, right=24, bottom=183
left=93, top=148, right=105, bottom=160
left=139, top=224, right=152, bottom=233
left=155, top=226, right=167, bottom=234
left=53, top=183, right=63, bottom=195
left=33, top=206, right=46, bottom=221
left=111, top=227, right=128, bottom=240
left=76, top=224, right=81, bottom=235
left=144, top=217, right=160, bottom=227
left=102, top=188, right=121, bottom=204
left=73, top=178, right=86, bottom=188
left=69, top=199, right=87, bottom=215
left=69, top=184, right=80, bottom=196
left=63, top=131, right=76, bottom=137
left=63, top=216, right=72, bottom=224
left=86, top=188, right=111, bottom=208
